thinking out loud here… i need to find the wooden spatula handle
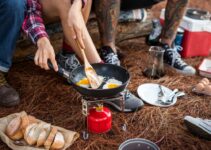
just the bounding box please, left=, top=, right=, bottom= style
left=75, top=40, right=89, bottom=65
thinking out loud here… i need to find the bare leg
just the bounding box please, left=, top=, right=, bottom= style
left=94, top=0, right=120, bottom=53
left=40, top=0, right=101, bottom=63
left=161, top=0, right=189, bottom=46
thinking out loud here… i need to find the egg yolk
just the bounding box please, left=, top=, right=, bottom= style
left=107, top=83, right=119, bottom=89
left=76, top=78, right=90, bottom=85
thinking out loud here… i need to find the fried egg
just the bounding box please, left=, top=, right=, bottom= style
left=76, top=76, right=104, bottom=88
left=76, top=77, right=90, bottom=88
left=102, top=79, right=122, bottom=89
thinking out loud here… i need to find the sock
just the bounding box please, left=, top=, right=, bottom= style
left=99, top=60, right=104, bottom=64
left=101, top=46, right=114, bottom=53
left=62, top=41, right=74, bottom=54
left=160, top=42, right=171, bottom=49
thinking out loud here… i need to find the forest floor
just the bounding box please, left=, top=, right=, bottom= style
left=0, top=1, right=211, bottom=149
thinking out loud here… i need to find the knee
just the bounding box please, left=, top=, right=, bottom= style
left=4, top=0, right=25, bottom=15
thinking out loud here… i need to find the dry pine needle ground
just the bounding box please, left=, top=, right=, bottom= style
left=0, top=37, right=211, bottom=150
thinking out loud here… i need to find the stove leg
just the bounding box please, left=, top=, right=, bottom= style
left=82, top=130, right=89, bottom=140
left=122, top=124, right=127, bottom=132
left=120, top=94, right=127, bottom=132
left=81, top=99, right=89, bottom=140
left=120, top=95, right=125, bottom=112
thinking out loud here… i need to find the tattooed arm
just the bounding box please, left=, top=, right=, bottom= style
left=94, top=0, right=120, bottom=53
left=161, top=0, right=189, bottom=46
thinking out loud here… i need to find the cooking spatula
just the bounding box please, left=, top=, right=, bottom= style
left=76, top=41, right=101, bottom=89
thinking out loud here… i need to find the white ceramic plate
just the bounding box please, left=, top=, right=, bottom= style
left=137, top=83, right=177, bottom=107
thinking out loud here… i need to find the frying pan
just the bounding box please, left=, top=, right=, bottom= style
left=68, top=63, right=130, bottom=98
left=27, top=55, right=130, bottom=98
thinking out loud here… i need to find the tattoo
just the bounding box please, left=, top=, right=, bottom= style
left=94, top=0, right=120, bottom=45
left=161, top=0, right=189, bottom=45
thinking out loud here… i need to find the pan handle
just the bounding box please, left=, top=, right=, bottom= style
left=48, top=61, right=74, bottom=85
left=47, top=61, right=69, bottom=79
left=27, top=54, right=72, bottom=83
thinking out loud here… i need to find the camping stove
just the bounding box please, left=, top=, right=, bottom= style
left=81, top=93, right=126, bottom=140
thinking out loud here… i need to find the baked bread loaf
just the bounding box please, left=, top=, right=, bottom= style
left=44, top=127, right=58, bottom=149
left=10, top=130, right=23, bottom=140
left=24, top=123, right=38, bottom=145
left=5, top=114, right=66, bottom=149
left=21, top=115, right=38, bottom=133
left=6, top=116, right=23, bottom=140
left=51, top=132, right=65, bottom=150
left=37, top=123, right=51, bottom=147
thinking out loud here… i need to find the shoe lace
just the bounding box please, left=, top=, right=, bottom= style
left=121, top=90, right=132, bottom=99
left=104, top=53, right=119, bottom=65
left=64, top=55, right=80, bottom=71
left=166, top=46, right=187, bottom=67
left=0, top=73, right=7, bottom=86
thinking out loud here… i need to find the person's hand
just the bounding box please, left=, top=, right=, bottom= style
left=35, top=37, right=58, bottom=72
left=68, top=0, right=86, bottom=49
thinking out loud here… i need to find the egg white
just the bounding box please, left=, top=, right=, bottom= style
left=102, top=79, right=122, bottom=89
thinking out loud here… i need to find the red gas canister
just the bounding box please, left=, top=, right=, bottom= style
left=87, top=106, right=112, bottom=134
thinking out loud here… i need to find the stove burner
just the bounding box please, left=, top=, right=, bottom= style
left=186, top=9, right=210, bottom=20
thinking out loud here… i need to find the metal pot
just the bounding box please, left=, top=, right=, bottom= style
left=119, top=138, right=160, bottom=150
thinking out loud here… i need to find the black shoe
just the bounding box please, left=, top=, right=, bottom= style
left=0, top=72, right=20, bottom=107
left=99, top=46, right=120, bottom=66
left=56, top=51, right=81, bottom=73
left=104, top=90, right=144, bottom=113
left=162, top=44, right=196, bottom=75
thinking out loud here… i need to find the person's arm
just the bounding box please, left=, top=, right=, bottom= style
left=71, top=0, right=87, bottom=9
left=22, top=0, right=48, bottom=44
left=22, top=0, right=58, bottom=71
left=68, top=0, right=88, bottom=49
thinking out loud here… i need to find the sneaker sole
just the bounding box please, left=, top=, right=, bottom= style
left=1, top=100, right=20, bottom=107
left=165, top=64, right=196, bottom=76
left=184, top=118, right=211, bottom=140
left=176, top=68, right=196, bottom=76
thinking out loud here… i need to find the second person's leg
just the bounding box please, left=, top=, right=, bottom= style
left=94, top=0, right=121, bottom=66
left=160, top=0, right=196, bottom=75
left=94, top=0, right=144, bottom=112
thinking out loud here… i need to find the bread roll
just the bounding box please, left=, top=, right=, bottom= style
left=24, top=123, right=38, bottom=145
left=36, top=123, right=51, bottom=147
left=21, top=115, right=38, bottom=133
left=50, top=132, right=65, bottom=150
left=44, top=127, right=57, bottom=149
left=10, top=130, right=23, bottom=140
left=36, top=130, right=47, bottom=147
left=6, top=116, right=21, bottom=138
